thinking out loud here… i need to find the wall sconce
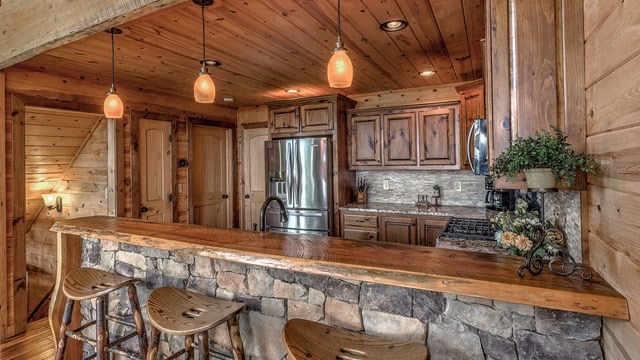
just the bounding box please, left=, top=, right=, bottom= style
left=42, top=194, right=63, bottom=212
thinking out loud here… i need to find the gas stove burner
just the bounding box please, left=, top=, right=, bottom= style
left=440, top=218, right=496, bottom=241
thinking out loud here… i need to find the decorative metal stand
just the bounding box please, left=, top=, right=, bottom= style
left=518, top=189, right=593, bottom=280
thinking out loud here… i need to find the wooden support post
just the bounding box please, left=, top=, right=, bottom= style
left=49, top=232, right=82, bottom=359
left=0, top=70, right=8, bottom=340
left=108, top=118, right=124, bottom=217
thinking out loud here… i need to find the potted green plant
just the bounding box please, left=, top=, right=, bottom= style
left=490, top=128, right=596, bottom=188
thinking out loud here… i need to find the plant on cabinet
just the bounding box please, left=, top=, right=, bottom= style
left=490, top=128, right=596, bottom=189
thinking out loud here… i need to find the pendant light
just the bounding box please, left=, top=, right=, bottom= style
left=327, top=0, right=353, bottom=88
left=104, top=28, right=124, bottom=119
left=193, top=0, right=216, bottom=103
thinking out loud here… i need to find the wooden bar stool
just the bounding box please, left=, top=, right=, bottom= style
left=146, top=287, right=245, bottom=360
left=282, top=318, right=428, bottom=360
left=55, top=268, right=148, bottom=360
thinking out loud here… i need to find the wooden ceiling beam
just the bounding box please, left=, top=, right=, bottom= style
left=0, top=0, right=188, bottom=69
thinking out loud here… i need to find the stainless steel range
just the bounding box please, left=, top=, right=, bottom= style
left=440, top=218, right=496, bottom=241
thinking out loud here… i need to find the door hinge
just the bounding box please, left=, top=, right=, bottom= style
left=168, top=193, right=173, bottom=202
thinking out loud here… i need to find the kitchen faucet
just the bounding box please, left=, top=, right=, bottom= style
left=259, top=196, right=289, bottom=231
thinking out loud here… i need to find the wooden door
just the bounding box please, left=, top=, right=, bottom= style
left=242, top=127, right=268, bottom=230
left=383, top=112, right=416, bottom=166
left=417, top=218, right=448, bottom=247
left=350, top=114, right=382, bottom=167
left=300, top=102, right=333, bottom=132
left=379, top=216, right=416, bottom=244
left=270, top=106, right=299, bottom=134
left=190, top=125, right=232, bottom=228
left=139, top=119, right=173, bottom=223
left=418, top=107, right=456, bottom=165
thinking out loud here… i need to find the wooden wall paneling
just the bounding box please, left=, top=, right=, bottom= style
left=175, top=116, right=189, bottom=223
left=557, top=0, right=587, bottom=191
left=602, top=321, right=635, bottom=360
left=350, top=85, right=462, bottom=110
left=11, top=94, right=27, bottom=337
left=584, top=0, right=640, bottom=88
left=461, top=0, right=486, bottom=80
left=0, top=71, right=8, bottom=340
left=5, top=68, right=236, bottom=122
left=0, top=0, right=186, bottom=68
left=583, top=0, right=622, bottom=41
left=486, top=0, right=511, bottom=162
left=128, top=112, right=140, bottom=219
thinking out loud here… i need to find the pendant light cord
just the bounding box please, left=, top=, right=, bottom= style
left=110, top=31, right=116, bottom=89
left=201, top=3, right=206, bottom=70
left=336, top=0, right=342, bottom=49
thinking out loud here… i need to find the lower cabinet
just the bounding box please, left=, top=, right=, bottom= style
left=341, top=210, right=447, bottom=247
left=379, top=216, right=416, bottom=245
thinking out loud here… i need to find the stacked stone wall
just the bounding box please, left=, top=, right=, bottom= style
left=81, top=237, right=603, bottom=359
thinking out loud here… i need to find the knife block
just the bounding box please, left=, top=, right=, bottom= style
left=356, top=191, right=367, bottom=204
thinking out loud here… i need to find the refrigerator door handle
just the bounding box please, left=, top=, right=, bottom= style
left=295, top=140, right=301, bottom=207
left=286, top=142, right=293, bottom=206
left=467, top=119, right=478, bottom=173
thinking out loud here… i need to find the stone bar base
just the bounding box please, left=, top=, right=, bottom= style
left=82, top=237, right=603, bottom=360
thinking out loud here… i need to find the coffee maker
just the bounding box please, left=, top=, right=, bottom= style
left=485, top=176, right=516, bottom=211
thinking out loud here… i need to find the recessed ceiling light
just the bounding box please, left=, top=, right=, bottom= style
left=285, top=89, right=300, bottom=94
left=223, top=97, right=234, bottom=102
left=419, top=70, right=436, bottom=76
left=380, top=20, right=408, bottom=32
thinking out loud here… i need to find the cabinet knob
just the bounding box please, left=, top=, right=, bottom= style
left=222, top=194, right=229, bottom=199
left=244, top=194, right=250, bottom=199
left=140, top=206, right=149, bottom=213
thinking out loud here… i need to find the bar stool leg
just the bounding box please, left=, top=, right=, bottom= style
left=128, top=284, right=148, bottom=358
left=227, top=316, right=244, bottom=360
left=185, top=334, right=195, bottom=360
left=197, top=331, right=209, bottom=360
left=96, top=296, right=107, bottom=360
left=55, top=298, right=75, bottom=360
left=147, top=326, right=161, bottom=360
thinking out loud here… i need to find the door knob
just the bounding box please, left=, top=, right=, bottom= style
left=244, top=194, right=250, bottom=199
left=140, top=206, right=149, bottom=213
left=222, top=194, right=229, bottom=199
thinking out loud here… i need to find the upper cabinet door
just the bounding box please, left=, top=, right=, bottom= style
left=383, top=112, right=416, bottom=166
left=350, top=114, right=382, bottom=167
left=270, top=106, right=299, bottom=134
left=300, top=102, right=333, bottom=132
left=418, top=107, right=456, bottom=166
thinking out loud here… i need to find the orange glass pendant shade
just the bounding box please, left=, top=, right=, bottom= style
left=104, top=90, right=124, bottom=119
left=194, top=72, right=216, bottom=103
left=327, top=49, right=353, bottom=88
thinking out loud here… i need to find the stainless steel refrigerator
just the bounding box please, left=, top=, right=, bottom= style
left=264, top=137, right=333, bottom=235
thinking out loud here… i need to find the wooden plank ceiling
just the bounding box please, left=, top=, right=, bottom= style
left=16, top=0, right=485, bottom=108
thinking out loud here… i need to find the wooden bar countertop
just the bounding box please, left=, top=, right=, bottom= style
left=51, top=216, right=629, bottom=320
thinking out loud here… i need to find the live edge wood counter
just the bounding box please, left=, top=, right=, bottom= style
left=48, top=216, right=629, bottom=342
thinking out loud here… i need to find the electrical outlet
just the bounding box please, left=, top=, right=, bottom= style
left=454, top=181, right=462, bottom=192
left=177, top=184, right=183, bottom=193
left=383, top=180, right=390, bottom=190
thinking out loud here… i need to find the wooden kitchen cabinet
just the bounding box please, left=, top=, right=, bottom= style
left=300, top=102, right=333, bottom=132
left=416, top=217, right=448, bottom=247
left=384, top=112, right=417, bottom=166
left=270, top=105, right=299, bottom=134
left=350, top=114, right=382, bottom=166
left=379, top=216, right=416, bottom=245
left=418, top=107, right=455, bottom=166
left=342, top=212, right=378, bottom=241
left=456, top=80, right=484, bottom=170
left=348, top=103, right=458, bottom=170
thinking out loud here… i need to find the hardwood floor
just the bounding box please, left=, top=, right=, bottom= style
left=0, top=319, right=55, bottom=359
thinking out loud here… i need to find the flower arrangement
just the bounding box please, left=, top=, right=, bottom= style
left=490, top=198, right=564, bottom=257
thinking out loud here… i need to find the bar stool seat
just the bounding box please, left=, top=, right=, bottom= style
left=146, top=287, right=245, bottom=359
left=282, top=318, right=428, bottom=360
left=56, top=268, right=148, bottom=360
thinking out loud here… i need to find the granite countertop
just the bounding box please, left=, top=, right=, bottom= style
left=436, top=236, right=510, bottom=255
left=340, top=202, right=498, bottom=219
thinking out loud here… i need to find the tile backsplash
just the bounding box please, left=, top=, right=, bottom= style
left=356, top=170, right=486, bottom=206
